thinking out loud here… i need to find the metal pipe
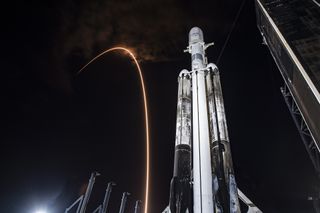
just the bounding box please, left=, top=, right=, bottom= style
left=101, top=182, right=116, bottom=213
left=64, top=195, right=83, bottom=213
left=79, top=172, right=101, bottom=213
left=119, top=192, right=130, bottom=213
left=238, top=189, right=262, bottom=213
left=92, top=205, right=102, bottom=213
left=134, top=200, right=142, bottom=213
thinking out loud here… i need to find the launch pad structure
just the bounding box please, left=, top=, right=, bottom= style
left=65, top=172, right=140, bottom=213
left=64, top=2, right=320, bottom=210
left=255, top=0, right=320, bottom=211
left=163, top=27, right=261, bottom=213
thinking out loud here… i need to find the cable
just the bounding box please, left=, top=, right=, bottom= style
left=216, top=0, right=247, bottom=65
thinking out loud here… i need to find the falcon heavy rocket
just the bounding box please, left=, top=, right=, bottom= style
left=165, top=27, right=240, bottom=213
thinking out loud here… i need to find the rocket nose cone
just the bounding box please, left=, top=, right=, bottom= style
left=189, top=27, right=204, bottom=44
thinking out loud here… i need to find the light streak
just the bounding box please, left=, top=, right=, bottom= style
left=78, top=47, right=150, bottom=213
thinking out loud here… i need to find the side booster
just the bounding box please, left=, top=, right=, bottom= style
left=169, top=70, right=193, bottom=213
left=166, top=27, right=240, bottom=213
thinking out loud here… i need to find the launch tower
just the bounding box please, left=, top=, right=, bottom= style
left=255, top=0, right=320, bottom=211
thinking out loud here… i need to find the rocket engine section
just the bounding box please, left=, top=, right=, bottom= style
left=169, top=70, right=193, bottom=213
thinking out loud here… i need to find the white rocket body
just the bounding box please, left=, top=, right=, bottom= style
left=166, top=27, right=241, bottom=213
left=188, top=27, right=214, bottom=213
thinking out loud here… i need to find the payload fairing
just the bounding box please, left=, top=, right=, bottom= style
left=166, top=27, right=241, bottom=213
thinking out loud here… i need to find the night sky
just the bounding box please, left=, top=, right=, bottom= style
left=1, top=0, right=318, bottom=212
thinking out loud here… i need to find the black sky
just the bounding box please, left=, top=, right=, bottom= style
left=1, top=0, right=318, bottom=212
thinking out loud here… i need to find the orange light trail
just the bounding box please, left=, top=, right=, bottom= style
left=78, top=47, right=150, bottom=213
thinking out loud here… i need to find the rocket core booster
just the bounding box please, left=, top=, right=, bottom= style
left=166, top=27, right=240, bottom=213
